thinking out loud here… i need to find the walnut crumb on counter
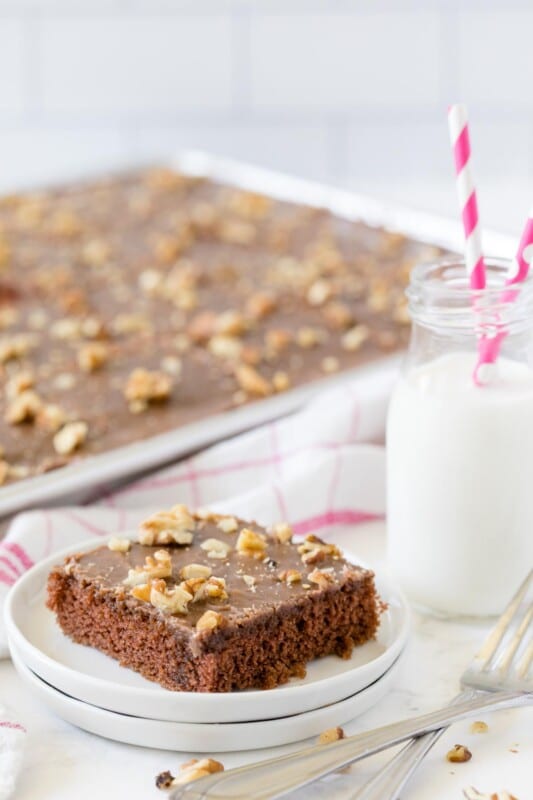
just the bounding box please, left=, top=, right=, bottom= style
left=318, top=726, right=345, bottom=744
left=447, top=744, right=472, bottom=763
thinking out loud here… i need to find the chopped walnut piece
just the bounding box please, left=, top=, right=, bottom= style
left=208, top=334, right=243, bottom=361
left=187, top=310, right=217, bottom=344
left=217, top=516, right=239, bottom=534
left=203, top=575, right=228, bottom=600
left=150, top=578, right=193, bottom=615
left=124, top=549, right=172, bottom=586
left=0, top=307, right=18, bottom=329
left=265, top=328, right=291, bottom=355
left=218, top=219, right=256, bottom=245
left=139, top=504, right=195, bottom=546
left=298, top=534, right=342, bottom=565
left=48, top=209, right=83, bottom=238
left=81, top=238, right=111, bottom=267
left=272, top=371, right=291, bottom=392
left=160, top=355, right=182, bottom=376
left=323, top=301, right=354, bottom=330
left=78, top=342, right=109, bottom=372
left=271, top=522, right=293, bottom=544
left=469, top=721, right=489, bottom=734
left=215, top=310, right=247, bottom=337
left=446, top=744, right=472, bottom=763
left=321, top=356, right=340, bottom=374
left=155, top=770, right=174, bottom=790
left=108, top=537, right=131, bottom=553
left=296, top=326, right=324, bottom=349
left=246, top=291, right=276, bottom=319
left=0, top=333, right=35, bottom=363
left=236, top=528, right=267, bottom=558
left=307, top=279, right=333, bottom=307
left=50, top=317, right=81, bottom=341
left=0, top=460, right=8, bottom=485
left=112, top=313, right=149, bottom=335
left=277, top=569, right=302, bottom=584
left=308, top=568, right=336, bottom=589
left=138, top=269, right=162, bottom=294
left=462, top=788, right=518, bottom=800
left=5, top=390, right=42, bottom=424
left=200, top=538, right=232, bottom=559
left=131, top=583, right=153, bottom=602
left=234, top=363, right=271, bottom=396
left=37, top=403, right=67, bottom=432
left=124, top=368, right=172, bottom=405
left=6, top=370, right=34, bottom=400
left=242, top=574, right=256, bottom=589
left=196, top=610, right=225, bottom=633
left=341, top=324, right=370, bottom=352
left=180, top=563, right=212, bottom=580
left=164, top=758, right=225, bottom=787
left=53, top=421, right=88, bottom=455
left=318, top=726, right=345, bottom=744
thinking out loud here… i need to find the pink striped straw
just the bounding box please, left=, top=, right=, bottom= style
left=474, top=212, right=533, bottom=371
left=507, top=209, right=533, bottom=286
left=448, top=104, right=486, bottom=291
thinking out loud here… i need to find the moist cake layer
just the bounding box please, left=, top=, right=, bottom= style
left=47, top=508, right=380, bottom=691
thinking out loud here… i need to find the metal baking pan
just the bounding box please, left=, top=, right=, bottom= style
left=0, top=151, right=515, bottom=518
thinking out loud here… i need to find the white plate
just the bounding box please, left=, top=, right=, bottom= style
left=10, top=644, right=402, bottom=752
left=4, top=539, right=409, bottom=724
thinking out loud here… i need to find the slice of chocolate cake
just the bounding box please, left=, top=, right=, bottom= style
left=46, top=505, right=380, bottom=692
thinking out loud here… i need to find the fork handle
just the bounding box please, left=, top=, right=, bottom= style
left=348, top=689, right=472, bottom=800
left=170, top=690, right=530, bottom=799
left=348, top=728, right=446, bottom=800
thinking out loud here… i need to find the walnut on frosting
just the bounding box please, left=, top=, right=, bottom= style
left=217, top=516, right=239, bottom=534
left=149, top=579, right=193, bottom=614
left=53, top=421, right=88, bottom=455
left=200, top=538, right=231, bottom=559
left=298, top=534, right=341, bottom=565
left=124, top=368, right=173, bottom=410
left=123, top=549, right=172, bottom=586
left=138, top=504, right=195, bottom=546
left=308, top=568, right=336, bottom=590
left=271, top=522, right=293, bottom=544
left=236, top=528, right=267, bottom=558
left=196, top=610, right=225, bottom=633
left=180, top=563, right=212, bottom=580
left=107, top=537, right=131, bottom=553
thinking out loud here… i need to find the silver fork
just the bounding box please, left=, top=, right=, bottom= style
left=349, top=568, right=533, bottom=800
left=169, top=570, right=532, bottom=800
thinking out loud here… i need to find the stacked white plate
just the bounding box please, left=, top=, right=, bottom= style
left=4, top=540, right=410, bottom=752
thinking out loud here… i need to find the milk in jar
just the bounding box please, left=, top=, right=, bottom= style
left=387, top=259, right=533, bottom=617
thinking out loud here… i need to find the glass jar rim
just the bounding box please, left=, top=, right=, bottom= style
left=407, top=257, right=533, bottom=334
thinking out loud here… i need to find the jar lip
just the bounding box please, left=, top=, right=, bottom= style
left=408, top=257, right=533, bottom=302
left=407, top=257, right=533, bottom=334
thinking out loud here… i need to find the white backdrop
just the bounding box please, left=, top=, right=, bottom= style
left=0, top=0, right=530, bottom=232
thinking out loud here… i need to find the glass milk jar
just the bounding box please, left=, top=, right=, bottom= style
left=387, top=258, right=533, bottom=617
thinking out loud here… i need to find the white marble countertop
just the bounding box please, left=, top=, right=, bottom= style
left=1, top=521, right=531, bottom=800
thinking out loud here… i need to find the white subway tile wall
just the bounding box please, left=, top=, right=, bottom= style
left=0, top=1, right=530, bottom=232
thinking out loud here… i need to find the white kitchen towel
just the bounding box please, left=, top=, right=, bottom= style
left=0, top=706, right=26, bottom=800
left=0, top=363, right=397, bottom=798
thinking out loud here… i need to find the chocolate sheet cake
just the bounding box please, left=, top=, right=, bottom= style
left=0, top=166, right=447, bottom=486
left=46, top=506, right=379, bottom=692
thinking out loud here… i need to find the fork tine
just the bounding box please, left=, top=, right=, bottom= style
left=475, top=569, right=532, bottom=669
left=516, top=639, right=533, bottom=679
left=497, top=604, right=533, bottom=678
